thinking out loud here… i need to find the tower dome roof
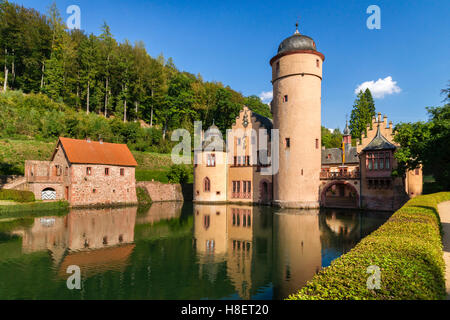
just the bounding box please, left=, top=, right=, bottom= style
left=277, top=33, right=317, bottom=54
left=277, top=23, right=317, bottom=54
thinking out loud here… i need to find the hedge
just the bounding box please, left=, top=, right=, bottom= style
left=287, top=192, right=450, bottom=300
left=0, top=189, right=35, bottom=202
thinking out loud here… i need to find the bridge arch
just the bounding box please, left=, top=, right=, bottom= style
left=320, top=181, right=359, bottom=209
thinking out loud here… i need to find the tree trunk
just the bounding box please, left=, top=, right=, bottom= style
left=40, top=60, right=45, bottom=89
left=150, top=107, right=153, bottom=127
left=150, top=90, right=153, bottom=127
left=135, top=101, right=138, bottom=122
left=3, top=68, right=7, bottom=92
left=86, top=80, right=90, bottom=114
left=104, top=77, right=108, bottom=117
left=123, top=98, right=127, bottom=122
left=3, top=48, right=8, bottom=92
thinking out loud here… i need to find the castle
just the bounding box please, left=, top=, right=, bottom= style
left=193, top=25, right=422, bottom=211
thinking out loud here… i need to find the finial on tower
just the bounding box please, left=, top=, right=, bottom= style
left=294, top=19, right=300, bottom=35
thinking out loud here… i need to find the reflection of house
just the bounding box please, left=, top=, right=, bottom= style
left=24, top=137, right=138, bottom=206
left=12, top=207, right=137, bottom=277
left=193, top=204, right=273, bottom=299
left=193, top=26, right=422, bottom=211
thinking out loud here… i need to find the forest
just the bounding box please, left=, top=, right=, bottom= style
left=0, top=1, right=271, bottom=141
left=0, top=1, right=346, bottom=154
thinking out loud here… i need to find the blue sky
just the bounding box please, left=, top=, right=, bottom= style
left=17, top=0, right=450, bottom=130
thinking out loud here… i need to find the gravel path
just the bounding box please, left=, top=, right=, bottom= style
left=438, top=201, right=450, bottom=299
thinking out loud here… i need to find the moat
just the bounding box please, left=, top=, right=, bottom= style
left=0, top=203, right=392, bottom=300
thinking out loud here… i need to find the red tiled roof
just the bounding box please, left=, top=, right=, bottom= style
left=54, top=137, right=138, bottom=167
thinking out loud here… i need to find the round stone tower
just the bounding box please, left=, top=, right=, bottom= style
left=270, top=24, right=325, bottom=208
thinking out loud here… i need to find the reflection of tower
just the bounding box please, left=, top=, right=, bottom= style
left=273, top=209, right=322, bottom=299
left=271, top=23, right=325, bottom=208
left=194, top=204, right=228, bottom=262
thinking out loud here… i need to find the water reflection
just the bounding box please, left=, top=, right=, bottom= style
left=0, top=202, right=391, bottom=300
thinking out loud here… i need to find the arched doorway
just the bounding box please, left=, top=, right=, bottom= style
left=41, top=187, right=56, bottom=200
left=321, top=182, right=359, bottom=209
left=260, top=180, right=272, bottom=203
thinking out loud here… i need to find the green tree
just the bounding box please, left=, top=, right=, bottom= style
left=244, top=95, right=272, bottom=118
left=349, top=88, right=376, bottom=140
left=393, top=104, right=450, bottom=189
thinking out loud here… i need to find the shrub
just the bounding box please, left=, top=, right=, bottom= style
left=287, top=192, right=450, bottom=300
left=136, top=186, right=152, bottom=204
left=0, top=189, right=35, bottom=202
left=166, top=164, right=190, bottom=184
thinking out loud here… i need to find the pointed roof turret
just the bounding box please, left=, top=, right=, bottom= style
left=362, top=124, right=396, bottom=151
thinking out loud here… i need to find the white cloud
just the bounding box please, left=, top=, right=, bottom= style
left=259, top=91, right=273, bottom=102
left=354, top=76, right=401, bottom=99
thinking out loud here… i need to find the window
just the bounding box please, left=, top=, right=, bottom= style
left=86, top=167, right=92, bottom=175
left=316, top=59, right=320, bottom=67
left=120, top=168, right=125, bottom=176
left=92, top=188, right=96, bottom=193
left=415, top=168, right=420, bottom=175
left=283, top=95, right=288, bottom=102
left=368, top=154, right=373, bottom=170
left=105, top=168, right=109, bottom=176
left=316, top=139, right=319, bottom=149
left=285, top=138, right=290, bottom=148
left=276, top=61, right=280, bottom=74
left=234, top=156, right=237, bottom=166
left=237, top=138, right=241, bottom=145
left=65, top=166, right=68, bottom=176
left=204, top=177, right=211, bottom=192
left=203, top=215, right=210, bottom=229
left=245, top=156, right=250, bottom=166
left=207, top=154, right=216, bottom=167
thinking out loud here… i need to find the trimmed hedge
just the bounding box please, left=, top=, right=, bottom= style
left=0, top=189, right=35, bottom=202
left=288, top=192, right=450, bottom=300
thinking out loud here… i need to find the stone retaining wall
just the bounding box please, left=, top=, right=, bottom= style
left=136, top=181, right=192, bottom=202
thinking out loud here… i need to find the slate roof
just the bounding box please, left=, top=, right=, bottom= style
left=362, top=126, right=396, bottom=151
left=322, top=145, right=359, bottom=165
left=54, top=137, right=138, bottom=167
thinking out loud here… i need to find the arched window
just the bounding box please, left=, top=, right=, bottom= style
left=204, top=177, right=211, bottom=192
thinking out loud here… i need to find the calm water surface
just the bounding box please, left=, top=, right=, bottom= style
left=0, top=202, right=392, bottom=299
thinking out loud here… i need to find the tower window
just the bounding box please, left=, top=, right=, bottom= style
left=283, top=95, right=288, bottom=102
left=316, top=139, right=319, bottom=149
left=276, top=61, right=280, bottom=74
left=316, top=59, right=319, bottom=67
left=285, top=138, right=290, bottom=148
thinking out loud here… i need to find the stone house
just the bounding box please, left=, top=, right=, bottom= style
left=25, top=137, right=138, bottom=206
